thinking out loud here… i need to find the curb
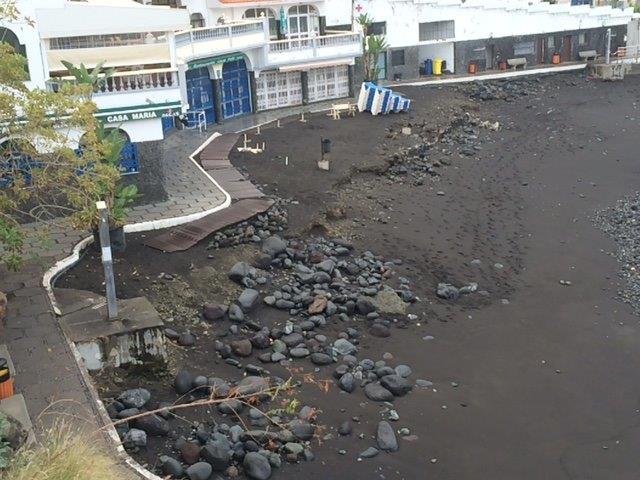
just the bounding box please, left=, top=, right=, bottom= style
left=392, top=63, right=587, bottom=88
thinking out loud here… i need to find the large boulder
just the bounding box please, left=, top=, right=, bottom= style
left=174, top=370, right=195, bottom=395
left=186, top=462, right=212, bottom=480
left=262, top=236, right=287, bottom=258
left=229, top=262, right=252, bottom=283
left=231, top=339, right=253, bottom=357
left=134, top=414, right=170, bottom=436
left=117, top=388, right=151, bottom=409
left=200, top=441, right=232, bottom=471
left=202, top=303, right=227, bottom=321
left=237, top=376, right=269, bottom=396
left=364, top=383, right=394, bottom=402
left=376, top=421, right=398, bottom=452
left=380, top=374, right=412, bottom=397
left=370, top=289, right=407, bottom=315
left=244, top=452, right=272, bottom=479
left=238, top=289, right=260, bottom=312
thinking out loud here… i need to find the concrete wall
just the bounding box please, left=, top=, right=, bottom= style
left=453, top=25, right=627, bottom=73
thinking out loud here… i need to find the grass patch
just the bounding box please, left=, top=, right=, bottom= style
left=0, top=422, right=118, bottom=480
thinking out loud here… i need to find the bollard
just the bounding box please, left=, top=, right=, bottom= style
left=97, top=201, right=118, bottom=320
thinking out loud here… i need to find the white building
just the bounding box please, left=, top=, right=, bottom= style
left=356, top=0, right=636, bottom=80
left=1, top=0, right=360, bottom=171
left=168, top=0, right=360, bottom=122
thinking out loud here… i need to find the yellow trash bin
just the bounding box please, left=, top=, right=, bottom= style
left=434, top=58, right=443, bottom=76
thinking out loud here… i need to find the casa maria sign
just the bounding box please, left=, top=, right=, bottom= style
left=95, top=102, right=181, bottom=124
left=105, top=110, right=163, bottom=123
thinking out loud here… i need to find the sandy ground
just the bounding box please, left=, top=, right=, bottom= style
left=59, top=73, right=640, bottom=480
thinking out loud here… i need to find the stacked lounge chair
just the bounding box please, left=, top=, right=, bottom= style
left=357, top=82, right=411, bottom=116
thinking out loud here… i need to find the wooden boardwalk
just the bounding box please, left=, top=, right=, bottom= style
left=145, top=134, right=273, bottom=252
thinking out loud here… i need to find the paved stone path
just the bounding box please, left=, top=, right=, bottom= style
left=0, top=100, right=339, bottom=478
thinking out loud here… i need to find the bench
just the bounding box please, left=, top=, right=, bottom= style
left=328, top=103, right=357, bottom=120
left=507, top=57, right=527, bottom=70
left=579, top=50, right=598, bottom=61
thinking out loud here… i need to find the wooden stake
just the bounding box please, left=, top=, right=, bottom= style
left=256, top=125, right=261, bottom=135
left=277, top=119, right=281, bottom=128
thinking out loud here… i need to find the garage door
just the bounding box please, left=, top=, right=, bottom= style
left=221, top=59, right=252, bottom=119
left=308, top=65, right=349, bottom=103
left=186, top=67, right=215, bottom=125
left=255, top=71, right=303, bottom=111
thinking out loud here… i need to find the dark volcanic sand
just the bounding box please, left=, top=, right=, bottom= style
left=59, top=73, right=640, bottom=480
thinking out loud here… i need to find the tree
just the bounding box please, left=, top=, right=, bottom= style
left=356, top=13, right=389, bottom=82
left=0, top=30, right=129, bottom=270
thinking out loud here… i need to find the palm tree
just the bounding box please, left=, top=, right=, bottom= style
left=356, top=13, right=388, bottom=82
left=60, top=60, right=115, bottom=97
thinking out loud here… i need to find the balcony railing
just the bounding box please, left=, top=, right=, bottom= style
left=47, top=68, right=179, bottom=95
left=174, top=20, right=266, bottom=49
left=268, top=32, right=361, bottom=53
left=266, top=32, right=362, bottom=67
left=96, top=69, right=178, bottom=95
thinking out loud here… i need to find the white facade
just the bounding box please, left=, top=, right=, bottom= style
left=357, top=0, right=635, bottom=48
left=2, top=0, right=189, bottom=144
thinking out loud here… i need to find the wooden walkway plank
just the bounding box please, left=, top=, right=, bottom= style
left=145, top=198, right=274, bottom=252
left=144, top=133, right=272, bottom=252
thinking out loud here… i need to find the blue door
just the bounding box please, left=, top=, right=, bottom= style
left=221, top=59, right=252, bottom=119
left=186, top=67, right=216, bottom=125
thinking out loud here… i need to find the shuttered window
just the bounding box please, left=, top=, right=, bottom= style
left=419, top=20, right=454, bottom=41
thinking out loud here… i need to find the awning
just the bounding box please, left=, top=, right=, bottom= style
left=279, top=58, right=354, bottom=72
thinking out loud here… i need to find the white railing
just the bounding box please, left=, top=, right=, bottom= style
left=174, top=20, right=266, bottom=48
left=47, top=69, right=179, bottom=95
left=268, top=32, right=361, bottom=53
left=97, top=69, right=179, bottom=95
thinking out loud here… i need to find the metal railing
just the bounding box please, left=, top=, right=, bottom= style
left=174, top=20, right=266, bottom=48
left=268, top=32, right=360, bottom=53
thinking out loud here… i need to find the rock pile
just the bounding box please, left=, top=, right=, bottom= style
left=468, top=78, right=546, bottom=102
left=207, top=204, right=288, bottom=250
left=109, top=376, right=320, bottom=480
left=384, top=112, right=499, bottom=184
left=595, top=192, right=640, bottom=314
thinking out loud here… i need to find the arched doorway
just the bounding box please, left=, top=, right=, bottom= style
left=0, top=139, right=38, bottom=188
left=186, top=67, right=215, bottom=126
left=190, top=12, right=205, bottom=29
left=221, top=58, right=251, bottom=119
left=242, top=8, right=277, bottom=40
left=78, top=129, right=139, bottom=175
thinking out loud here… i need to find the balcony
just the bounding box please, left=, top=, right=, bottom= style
left=174, top=20, right=268, bottom=64
left=265, top=32, right=362, bottom=68
left=47, top=68, right=182, bottom=114
left=94, top=69, right=179, bottom=96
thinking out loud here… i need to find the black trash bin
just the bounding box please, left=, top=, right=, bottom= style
left=322, top=138, right=332, bottom=154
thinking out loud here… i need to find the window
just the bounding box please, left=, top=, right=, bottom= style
left=243, top=8, right=277, bottom=39
left=578, top=32, right=588, bottom=45
left=288, top=5, right=319, bottom=39
left=419, top=20, right=454, bottom=42
left=49, top=32, right=166, bottom=49
left=514, top=41, right=535, bottom=56
left=190, top=13, right=205, bottom=29
left=391, top=49, right=405, bottom=67
left=547, top=36, right=555, bottom=49
left=369, top=21, right=386, bottom=36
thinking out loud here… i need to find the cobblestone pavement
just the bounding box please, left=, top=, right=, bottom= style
left=0, top=101, right=340, bottom=478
